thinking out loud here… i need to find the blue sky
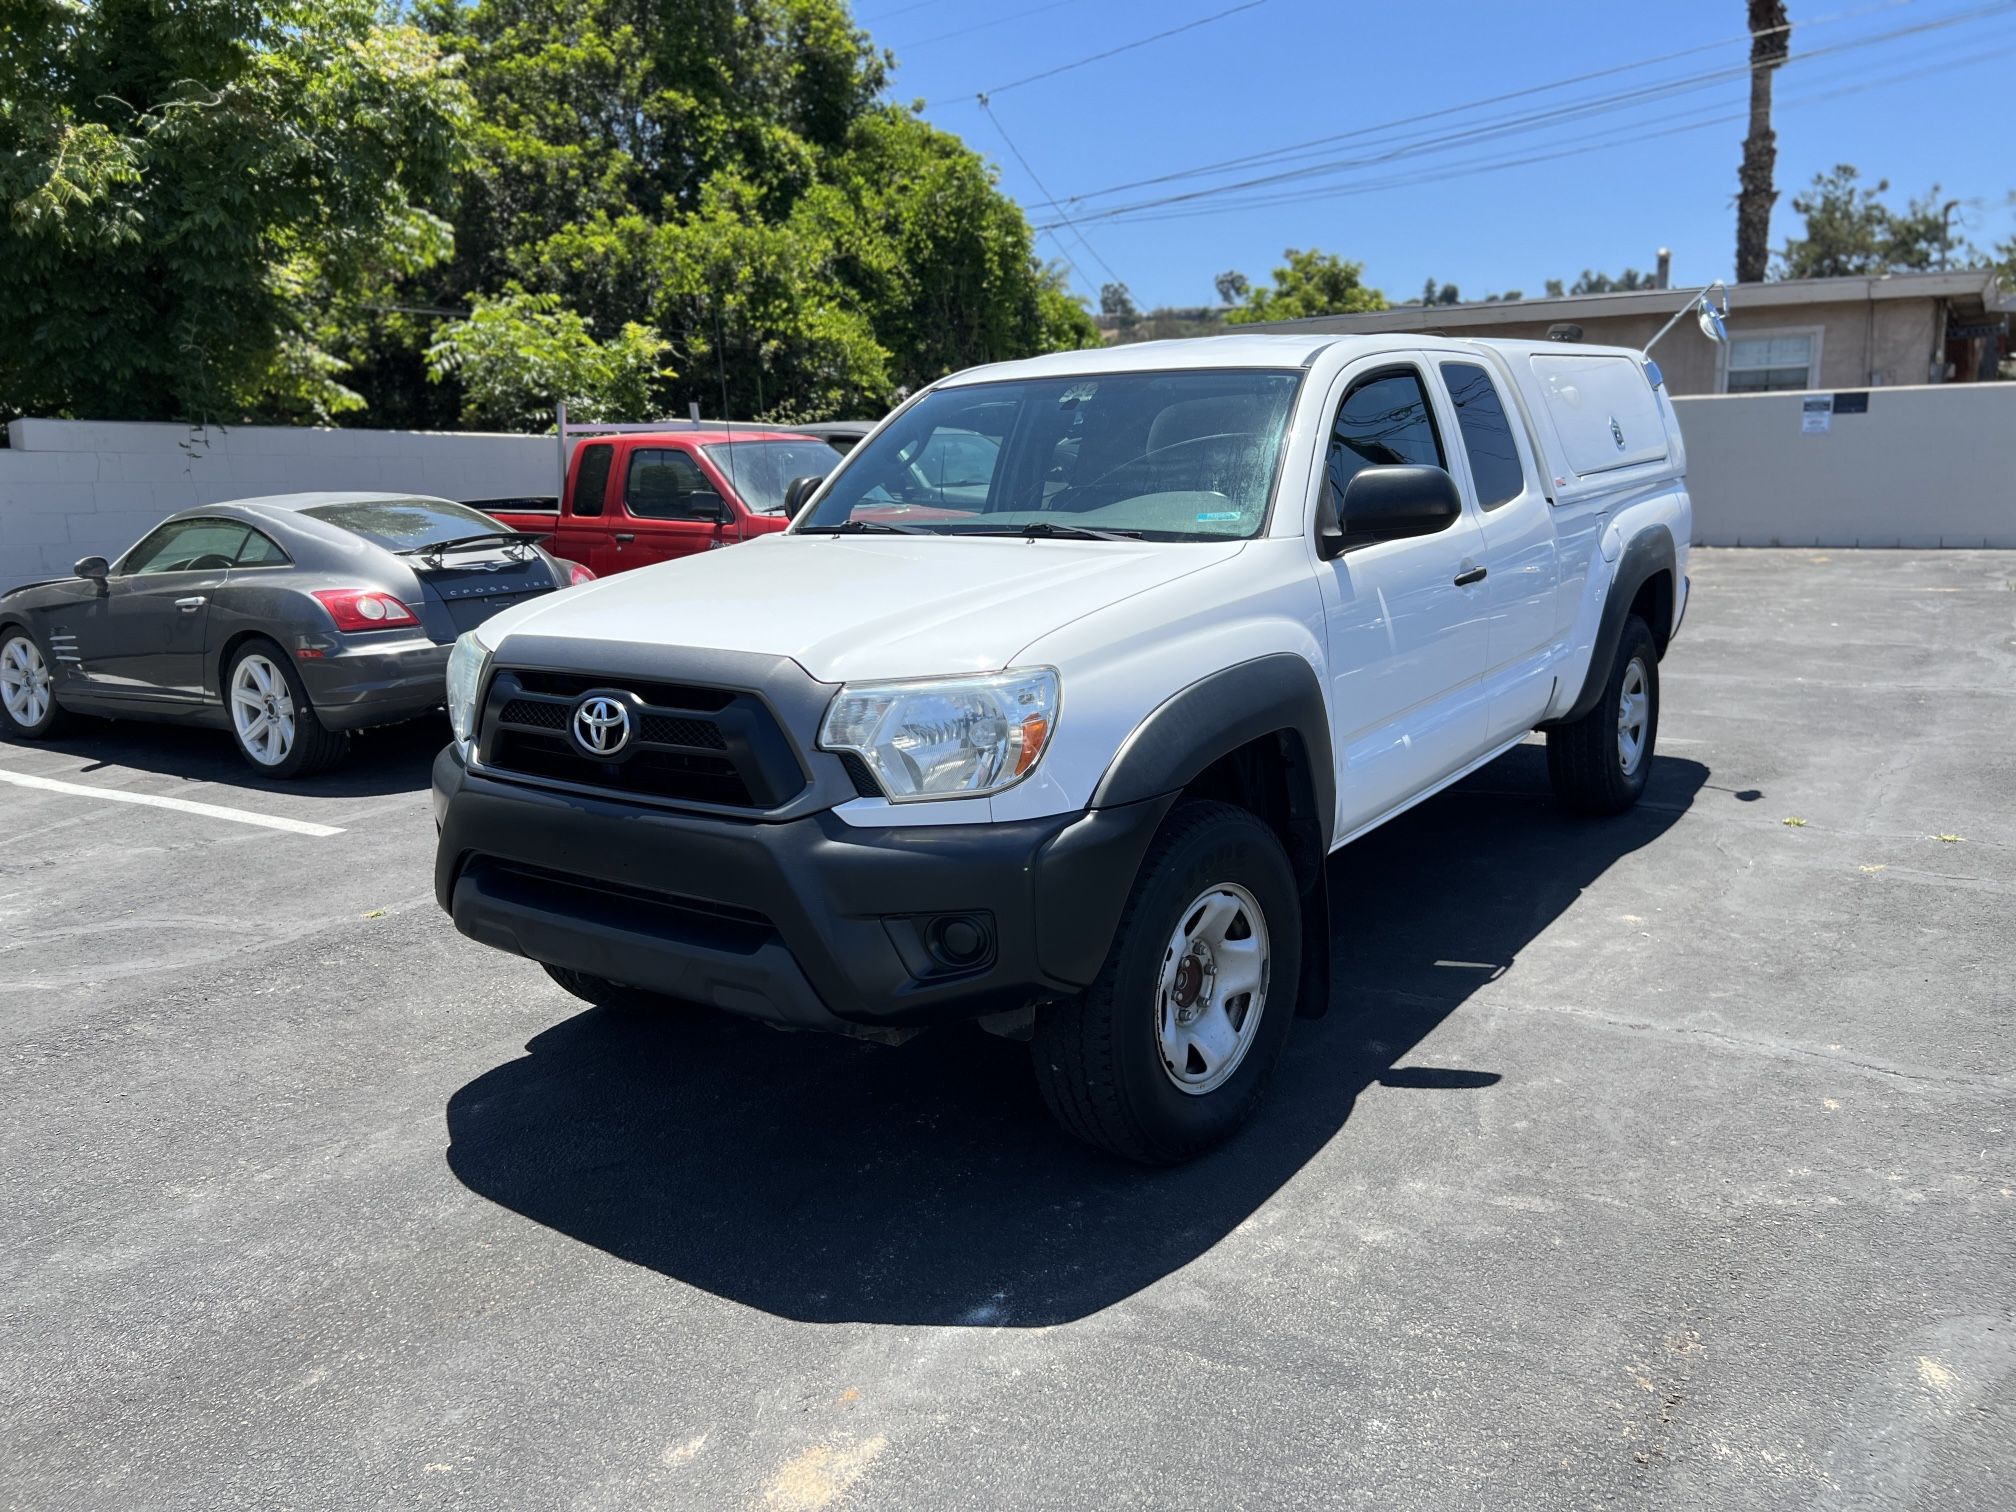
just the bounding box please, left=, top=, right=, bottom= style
left=867, top=0, right=2016, bottom=309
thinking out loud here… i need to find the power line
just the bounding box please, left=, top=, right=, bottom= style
left=928, top=0, right=1267, bottom=107
left=979, top=97, right=1126, bottom=296
left=1031, top=0, right=1913, bottom=210
left=1035, top=1, right=2016, bottom=229
left=1057, top=37, right=2016, bottom=232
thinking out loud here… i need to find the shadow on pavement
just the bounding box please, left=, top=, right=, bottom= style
left=14, top=711, right=446, bottom=799
left=445, top=745, right=1708, bottom=1326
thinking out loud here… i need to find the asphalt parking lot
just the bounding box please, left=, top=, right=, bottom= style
left=3, top=547, right=2011, bottom=1511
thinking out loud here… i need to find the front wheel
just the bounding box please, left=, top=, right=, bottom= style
left=1, top=628, right=74, bottom=741
left=1031, top=799, right=1301, bottom=1164
left=1546, top=613, right=1660, bottom=815
left=226, top=639, right=347, bottom=779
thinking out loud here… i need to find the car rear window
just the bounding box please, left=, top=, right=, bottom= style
left=301, top=499, right=505, bottom=549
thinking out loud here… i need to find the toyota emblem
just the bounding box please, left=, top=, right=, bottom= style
left=573, top=695, right=632, bottom=756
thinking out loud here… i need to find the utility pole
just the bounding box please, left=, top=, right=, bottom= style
left=1735, top=1, right=1791, bottom=284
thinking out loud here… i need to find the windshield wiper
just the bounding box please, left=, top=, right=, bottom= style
left=797, top=518, right=932, bottom=536
left=975, top=520, right=1144, bottom=542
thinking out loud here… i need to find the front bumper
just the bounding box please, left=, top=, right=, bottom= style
left=432, top=745, right=1172, bottom=1034
left=297, top=635, right=450, bottom=731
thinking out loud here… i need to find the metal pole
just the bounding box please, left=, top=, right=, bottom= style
left=555, top=401, right=568, bottom=495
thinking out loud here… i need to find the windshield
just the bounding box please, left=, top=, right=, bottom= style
left=699, top=440, right=839, bottom=513
left=798, top=370, right=1300, bottom=541
left=301, top=498, right=505, bottom=549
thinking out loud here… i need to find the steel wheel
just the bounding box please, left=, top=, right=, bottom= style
left=1156, top=881, right=1271, bottom=1095
left=1, top=635, right=52, bottom=728
left=230, top=652, right=297, bottom=767
left=1616, top=656, right=1650, bottom=777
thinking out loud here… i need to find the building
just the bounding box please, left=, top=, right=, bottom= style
left=1227, top=269, right=2012, bottom=396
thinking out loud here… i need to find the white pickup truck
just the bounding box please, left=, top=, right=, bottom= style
left=432, top=333, right=1690, bottom=1162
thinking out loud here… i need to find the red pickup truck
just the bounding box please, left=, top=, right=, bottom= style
left=481, top=429, right=840, bottom=577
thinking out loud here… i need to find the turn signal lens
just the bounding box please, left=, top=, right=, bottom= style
left=818, top=668, right=1060, bottom=802
left=313, top=589, right=418, bottom=632
left=566, top=562, right=597, bottom=586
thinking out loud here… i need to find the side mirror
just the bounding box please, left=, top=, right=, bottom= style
left=684, top=490, right=732, bottom=524
left=781, top=474, right=827, bottom=517
left=74, top=555, right=110, bottom=581
left=1317, top=465, right=1463, bottom=559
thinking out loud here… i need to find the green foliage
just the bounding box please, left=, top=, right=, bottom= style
left=426, top=289, right=670, bottom=430
left=0, top=0, right=470, bottom=424
left=1213, top=270, right=1248, bottom=307
left=1224, top=249, right=1387, bottom=325
left=1776, top=165, right=1974, bottom=279
left=1569, top=268, right=1652, bottom=295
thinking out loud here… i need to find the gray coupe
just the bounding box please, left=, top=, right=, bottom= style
left=0, top=492, right=592, bottom=778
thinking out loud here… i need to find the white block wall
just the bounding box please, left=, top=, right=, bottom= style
left=1671, top=384, right=2016, bottom=548
left=1, top=419, right=559, bottom=591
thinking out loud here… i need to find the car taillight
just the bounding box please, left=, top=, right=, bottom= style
left=312, top=589, right=419, bottom=632
left=566, top=562, right=596, bottom=586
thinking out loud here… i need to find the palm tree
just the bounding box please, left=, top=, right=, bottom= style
left=1736, top=2, right=1791, bottom=283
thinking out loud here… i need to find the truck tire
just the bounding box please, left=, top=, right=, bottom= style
left=1032, top=799, right=1301, bottom=1164
left=0, top=627, right=75, bottom=740
left=1546, top=613, right=1659, bottom=816
left=225, top=639, right=348, bottom=779
left=541, top=962, right=696, bottom=1014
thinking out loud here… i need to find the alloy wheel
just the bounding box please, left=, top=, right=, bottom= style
left=1616, top=656, right=1650, bottom=777
left=230, top=654, right=297, bottom=767
left=1, top=635, right=52, bottom=728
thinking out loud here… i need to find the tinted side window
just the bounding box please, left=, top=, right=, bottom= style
left=572, top=443, right=613, bottom=518
left=1440, top=363, right=1525, bottom=509
left=1326, top=369, right=1445, bottom=507
left=234, top=529, right=289, bottom=566
left=122, top=519, right=250, bottom=574
left=625, top=448, right=712, bottom=519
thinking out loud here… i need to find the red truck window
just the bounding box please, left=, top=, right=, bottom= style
left=573, top=444, right=613, bottom=517
left=625, top=448, right=718, bottom=519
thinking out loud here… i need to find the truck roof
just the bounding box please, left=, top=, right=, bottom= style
left=939, top=332, right=1650, bottom=388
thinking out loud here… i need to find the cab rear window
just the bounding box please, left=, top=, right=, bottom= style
left=301, top=499, right=504, bottom=549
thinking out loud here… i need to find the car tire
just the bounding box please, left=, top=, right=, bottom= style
left=1031, top=799, right=1301, bottom=1165
left=225, top=638, right=347, bottom=779
left=1546, top=613, right=1660, bottom=816
left=0, top=626, right=75, bottom=741
left=541, top=962, right=697, bottom=1014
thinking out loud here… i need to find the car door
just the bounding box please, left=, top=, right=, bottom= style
left=73, top=518, right=243, bottom=701
left=1312, top=360, right=1494, bottom=840
left=616, top=445, right=727, bottom=567
left=1437, top=359, right=1562, bottom=740
left=552, top=441, right=615, bottom=572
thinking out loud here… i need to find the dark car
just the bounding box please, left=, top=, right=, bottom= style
left=782, top=420, right=877, bottom=456
left=0, top=492, right=593, bottom=778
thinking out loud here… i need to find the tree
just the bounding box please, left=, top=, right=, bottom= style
left=1776, top=166, right=1975, bottom=279
left=1100, top=282, right=1140, bottom=321
left=426, top=289, right=670, bottom=430
left=417, top=0, right=1092, bottom=423
left=1736, top=0, right=1791, bottom=284
left=1224, top=248, right=1387, bottom=324
left=1214, top=270, right=1249, bottom=306
left=0, top=0, right=470, bottom=424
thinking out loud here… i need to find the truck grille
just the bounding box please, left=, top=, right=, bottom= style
left=478, top=667, right=806, bottom=811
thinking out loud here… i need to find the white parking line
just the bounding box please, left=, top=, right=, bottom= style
left=0, top=769, right=345, bottom=837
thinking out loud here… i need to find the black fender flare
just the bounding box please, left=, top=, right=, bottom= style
left=1547, top=523, right=1676, bottom=728
left=1091, top=653, right=1336, bottom=1017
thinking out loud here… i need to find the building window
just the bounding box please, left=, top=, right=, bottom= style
left=1724, top=329, right=1821, bottom=393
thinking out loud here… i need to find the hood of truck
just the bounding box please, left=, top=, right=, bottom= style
left=476, top=531, right=1245, bottom=683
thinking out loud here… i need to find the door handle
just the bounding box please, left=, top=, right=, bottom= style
left=174, top=596, right=207, bottom=611
left=614, top=532, right=636, bottom=544
left=1452, top=566, right=1488, bottom=587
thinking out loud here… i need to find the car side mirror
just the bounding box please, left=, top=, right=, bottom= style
left=685, top=490, right=732, bottom=524
left=1317, top=465, right=1463, bottom=559
left=781, top=475, right=827, bottom=517
left=74, top=555, right=110, bottom=581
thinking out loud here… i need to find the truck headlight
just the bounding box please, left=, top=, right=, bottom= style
left=819, top=668, right=1059, bottom=801
left=445, top=629, right=493, bottom=750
